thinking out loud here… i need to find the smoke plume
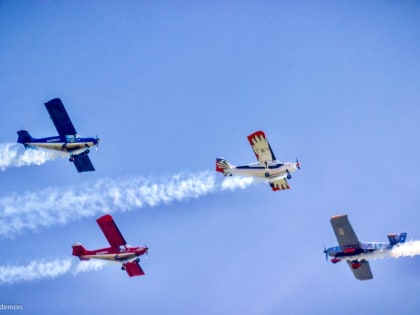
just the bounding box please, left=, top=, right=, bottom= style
left=0, top=172, right=255, bottom=238
left=347, top=240, right=420, bottom=262
left=0, top=143, right=64, bottom=171
left=0, top=258, right=107, bottom=285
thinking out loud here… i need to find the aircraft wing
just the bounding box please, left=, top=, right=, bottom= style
left=269, top=177, right=290, bottom=191
left=330, top=215, right=360, bottom=249
left=347, top=261, right=373, bottom=280
left=96, top=214, right=127, bottom=248
left=124, top=260, right=145, bottom=277
left=247, top=130, right=277, bottom=164
left=44, top=98, right=77, bottom=136
left=73, top=153, right=95, bottom=173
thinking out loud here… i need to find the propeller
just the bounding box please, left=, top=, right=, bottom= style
left=323, top=245, right=329, bottom=262
left=296, top=158, right=301, bottom=170
left=144, top=245, right=149, bottom=259
left=95, top=135, right=101, bottom=150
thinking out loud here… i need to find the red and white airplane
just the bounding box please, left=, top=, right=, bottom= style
left=216, top=130, right=301, bottom=191
left=72, top=214, right=148, bottom=277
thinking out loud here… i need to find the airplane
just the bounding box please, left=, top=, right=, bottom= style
left=324, top=214, right=407, bottom=280
left=17, top=98, right=100, bottom=172
left=72, top=214, right=149, bottom=277
left=216, top=130, right=301, bottom=191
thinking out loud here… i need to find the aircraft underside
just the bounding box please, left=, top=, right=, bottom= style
left=28, top=141, right=95, bottom=154
left=231, top=166, right=289, bottom=180
left=80, top=252, right=138, bottom=262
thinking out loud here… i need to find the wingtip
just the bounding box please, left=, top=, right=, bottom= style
left=331, top=214, right=348, bottom=220
left=247, top=130, right=266, bottom=140
left=96, top=214, right=113, bottom=223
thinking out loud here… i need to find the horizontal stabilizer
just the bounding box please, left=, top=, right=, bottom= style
left=72, top=153, right=95, bottom=172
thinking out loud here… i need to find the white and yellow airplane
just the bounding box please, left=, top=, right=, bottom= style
left=216, top=130, right=301, bottom=191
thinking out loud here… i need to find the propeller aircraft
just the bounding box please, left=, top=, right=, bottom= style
left=72, top=214, right=149, bottom=277
left=324, top=214, right=407, bottom=280
left=17, top=98, right=99, bottom=172
left=216, top=130, right=301, bottom=191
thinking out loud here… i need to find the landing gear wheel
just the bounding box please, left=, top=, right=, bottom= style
left=264, top=172, right=270, bottom=178
left=287, top=174, right=291, bottom=180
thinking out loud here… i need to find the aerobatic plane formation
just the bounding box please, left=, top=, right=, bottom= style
left=216, top=130, right=301, bottom=191
left=17, top=98, right=99, bottom=172
left=324, top=214, right=407, bottom=280
left=10, top=98, right=415, bottom=281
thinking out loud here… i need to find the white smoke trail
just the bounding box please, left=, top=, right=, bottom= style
left=0, top=258, right=108, bottom=285
left=221, top=176, right=254, bottom=190
left=346, top=240, right=420, bottom=262
left=0, top=258, right=72, bottom=285
left=73, top=260, right=109, bottom=275
left=0, top=143, right=65, bottom=171
left=0, top=172, right=255, bottom=238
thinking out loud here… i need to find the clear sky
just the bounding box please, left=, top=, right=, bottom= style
left=1, top=1, right=420, bottom=314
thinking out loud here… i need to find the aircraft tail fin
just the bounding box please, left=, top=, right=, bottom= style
left=17, top=130, right=34, bottom=146
left=388, top=233, right=407, bottom=245
left=399, top=232, right=407, bottom=244
left=72, top=243, right=90, bottom=260
left=216, top=158, right=232, bottom=174
left=387, top=234, right=399, bottom=245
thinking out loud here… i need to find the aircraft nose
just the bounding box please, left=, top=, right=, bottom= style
left=323, top=246, right=329, bottom=261
left=94, top=136, right=100, bottom=149
left=138, top=246, right=149, bottom=255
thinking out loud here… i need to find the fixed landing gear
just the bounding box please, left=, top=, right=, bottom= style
left=264, top=161, right=270, bottom=178
left=286, top=170, right=291, bottom=180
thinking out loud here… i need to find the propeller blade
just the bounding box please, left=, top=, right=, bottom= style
left=323, top=246, right=328, bottom=262
left=296, top=158, right=301, bottom=170
left=95, top=135, right=100, bottom=150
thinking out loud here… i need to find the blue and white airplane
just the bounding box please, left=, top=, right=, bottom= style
left=216, top=130, right=300, bottom=191
left=17, top=98, right=100, bottom=172
left=324, top=214, right=407, bottom=280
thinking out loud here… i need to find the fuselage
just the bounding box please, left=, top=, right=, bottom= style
left=76, top=245, right=148, bottom=262
left=326, top=242, right=396, bottom=262
left=227, top=161, right=299, bottom=180
left=25, top=135, right=98, bottom=155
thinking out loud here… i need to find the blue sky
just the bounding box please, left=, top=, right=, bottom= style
left=1, top=1, right=420, bottom=314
